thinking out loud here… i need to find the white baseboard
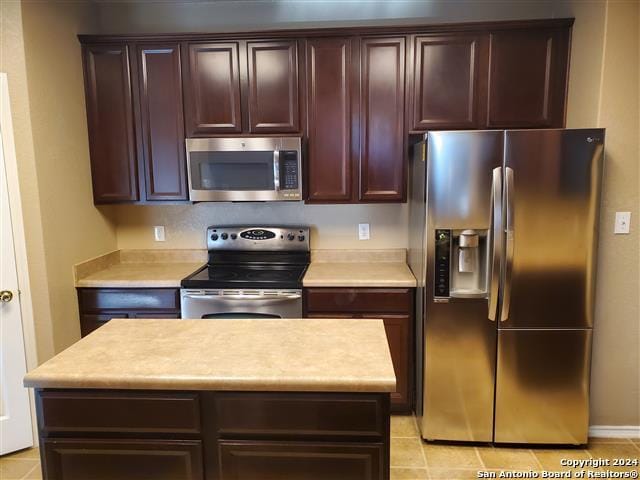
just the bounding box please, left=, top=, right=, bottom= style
left=589, top=425, right=640, bottom=438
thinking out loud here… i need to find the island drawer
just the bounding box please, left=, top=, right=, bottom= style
left=218, top=440, right=385, bottom=480
left=37, top=390, right=201, bottom=435
left=304, top=288, right=412, bottom=313
left=211, top=392, right=388, bottom=440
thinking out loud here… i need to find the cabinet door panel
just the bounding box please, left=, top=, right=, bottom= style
left=184, top=42, right=242, bottom=135
left=247, top=40, right=300, bottom=133
left=43, top=439, right=203, bottom=480
left=137, top=44, right=188, bottom=200
left=219, top=440, right=384, bottom=480
left=413, top=34, right=486, bottom=129
left=83, top=44, right=138, bottom=203
left=360, top=37, right=405, bottom=202
left=306, top=38, right=356, bottom=202
left=488, top=28, right=570, bottom=127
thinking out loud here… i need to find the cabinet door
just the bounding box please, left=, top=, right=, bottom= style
left=137, top=44, right=188, bottom=200
left=359, top=37, right=406, bottom=202
left=83, top=44, right=138, bottom=203
left=305, top=38, right=356, bottom=203
left=43, top=438, right=203, bottom=480
left=247, top=40, right=300, bottom=133
left=219, top=440, right=384, bottom=480
left=375, top=315, right=412, bottom=413
left=183, top=42, right=242, bottom=135
left=412, top=34, right=487, bottom=130
left=487, top=27, right=570, bottom=127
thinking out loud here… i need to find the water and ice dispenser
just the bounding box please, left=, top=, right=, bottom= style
left=434, top=228, right=488, bottom=298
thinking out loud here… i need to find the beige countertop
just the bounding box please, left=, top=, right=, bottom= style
left=74, top=248, right=417, bottom=288
left=24, top=318, right=396, bottom=393
left=74, top=249, right=206, bottom=288
left=303, top=249, right=417, bottom=287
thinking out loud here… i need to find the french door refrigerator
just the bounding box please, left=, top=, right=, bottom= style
left=408, top=129, right=605, bottom=444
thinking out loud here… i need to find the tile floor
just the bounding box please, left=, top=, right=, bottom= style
left=1, top=416, right=638, bottom=480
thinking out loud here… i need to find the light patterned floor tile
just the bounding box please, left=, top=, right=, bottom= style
left=390, top=467, right=429, bottom=479
left=391, top=438, right=427, bottom=468
left=586, top=442, right=640, bottom=472
left=1, top=448, right=39, bottom=461
left=532, top=447, right=591, bottom=471
left=422, top=443, right=483, bottom=469
left=391, top=415, right=419, bottom=438
left=428, top=468, right=493, bottom=480
left=0, top=459, right=39, bottom=480
left=23, top=464, right=43, bottom=480
left=476, top=446, right=540, bottom=470
left=589, top=436, right=634, bottom=444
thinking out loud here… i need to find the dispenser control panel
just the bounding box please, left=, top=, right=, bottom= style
left=434, top=229, right=451, bottom=297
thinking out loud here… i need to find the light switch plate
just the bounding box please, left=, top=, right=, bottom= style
left=614, top=212, right=631, bottom=234
left=154, top=226, right=166, bottom=242
left=358, top=223, right=370, bottom=240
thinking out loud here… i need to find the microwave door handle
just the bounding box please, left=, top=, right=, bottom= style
left=501, top=166, right=515, bottom=322
left=488, top=167, right=503, bottom=321
left=273, top=150, right=280, bottom=191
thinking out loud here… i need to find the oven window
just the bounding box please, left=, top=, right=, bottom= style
left=190, top=151, right=275, bottom=191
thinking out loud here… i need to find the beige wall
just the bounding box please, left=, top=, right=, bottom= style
left=1, top=1, right=118, bottom=359
left=588, top=1, right=639, bottom=426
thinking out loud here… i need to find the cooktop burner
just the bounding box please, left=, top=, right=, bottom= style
left=181, top=225, right=311, bottom=290
left=182, top=264, right=307, bottom=290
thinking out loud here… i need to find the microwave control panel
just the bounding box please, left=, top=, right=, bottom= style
left=279, top=151, right=299, bottom=190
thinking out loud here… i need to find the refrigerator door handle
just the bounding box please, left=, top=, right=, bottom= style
left=501, top=166, right=515, bottom=322
left=488, top=167, right=503, bottom=321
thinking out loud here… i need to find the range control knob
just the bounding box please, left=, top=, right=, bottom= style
left=298, top=235, right=305, bottom=242
left=221, top=233, right=229, bottom=240
left=287, top=233, right=295, bottom=241
left=231, top=233, right=237, bottom=240
left=211, top=234, right=219, bottom=241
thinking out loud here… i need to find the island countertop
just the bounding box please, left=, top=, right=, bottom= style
left=24, top=318, right=396, bottom=393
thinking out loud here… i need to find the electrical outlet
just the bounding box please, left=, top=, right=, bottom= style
left=614, top=212, right=631, bottom=234
left=154, top=226, right=166, bottom=242
left=358, top=223, right=370, bottom=240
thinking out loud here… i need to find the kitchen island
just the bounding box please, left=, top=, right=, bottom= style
left=24, top=318, right=395, bottom=480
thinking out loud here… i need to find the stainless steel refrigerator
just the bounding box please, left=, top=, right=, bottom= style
left=408, top=129, right=605, bottom=444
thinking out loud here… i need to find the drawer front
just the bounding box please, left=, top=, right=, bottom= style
left=43, top=438, right=203, bottom=480
left=38, top=391, right=201, bottom=435
left=78, top=288, right=180, bottom=312
left=304, top=288, right=412, bottom=313
left=219, top=440, right=384, bottom=480
left=213, top=392, right=386, bottom=439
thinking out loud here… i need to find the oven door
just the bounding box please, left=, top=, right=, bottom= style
left=180, top=290, right=303, bottom=319
left=186, top=137, right=301, bottom=202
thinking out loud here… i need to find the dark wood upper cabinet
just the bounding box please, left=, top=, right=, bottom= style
left=487, top=27, right=570, bottom=127
left=83, top=44, right=139, bottom=203
left=137, top=44, right=188, bottom=200
left=247, top=40, right=300, bottom=133
left=305, top=37, right=357, bottom=203
left=359, top=37, right=406, bottom=202
left=412, top=34, right=487, bottom=130
left=183, top=42, right=242, bottom=135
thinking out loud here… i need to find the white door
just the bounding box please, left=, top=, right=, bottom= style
left=0, top=74, right=33, bottom=455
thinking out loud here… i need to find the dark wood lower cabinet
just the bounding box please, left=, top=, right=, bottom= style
left=218, top=441, right=384, bottom=480
left=304, top=288, right=415, bottom=414
left=42, top=439, right=203, bottom=480
left=36, top=390, right=390, bottom=480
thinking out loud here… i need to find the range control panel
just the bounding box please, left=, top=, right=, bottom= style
left=434, top=229, right=451, bottom=297
left=207, top=226, right=310, bottom=252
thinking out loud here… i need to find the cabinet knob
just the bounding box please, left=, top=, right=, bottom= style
left=0, top=290, right=13, bottom=303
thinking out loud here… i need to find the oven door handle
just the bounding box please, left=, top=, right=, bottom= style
left=183, top=293, right=302, bottom=301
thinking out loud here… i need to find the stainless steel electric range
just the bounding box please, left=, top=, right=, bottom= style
left=180, top=225, right=310, bottom=319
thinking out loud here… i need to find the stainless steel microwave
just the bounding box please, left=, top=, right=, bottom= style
left=186, top=137, right=302, bottom=202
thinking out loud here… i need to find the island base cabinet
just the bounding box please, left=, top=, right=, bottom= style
left=42, top=438, right=203, bottom=480
left=35, top=390, right=390, bottom=480
left=219, top=441, right=384, bottom=480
